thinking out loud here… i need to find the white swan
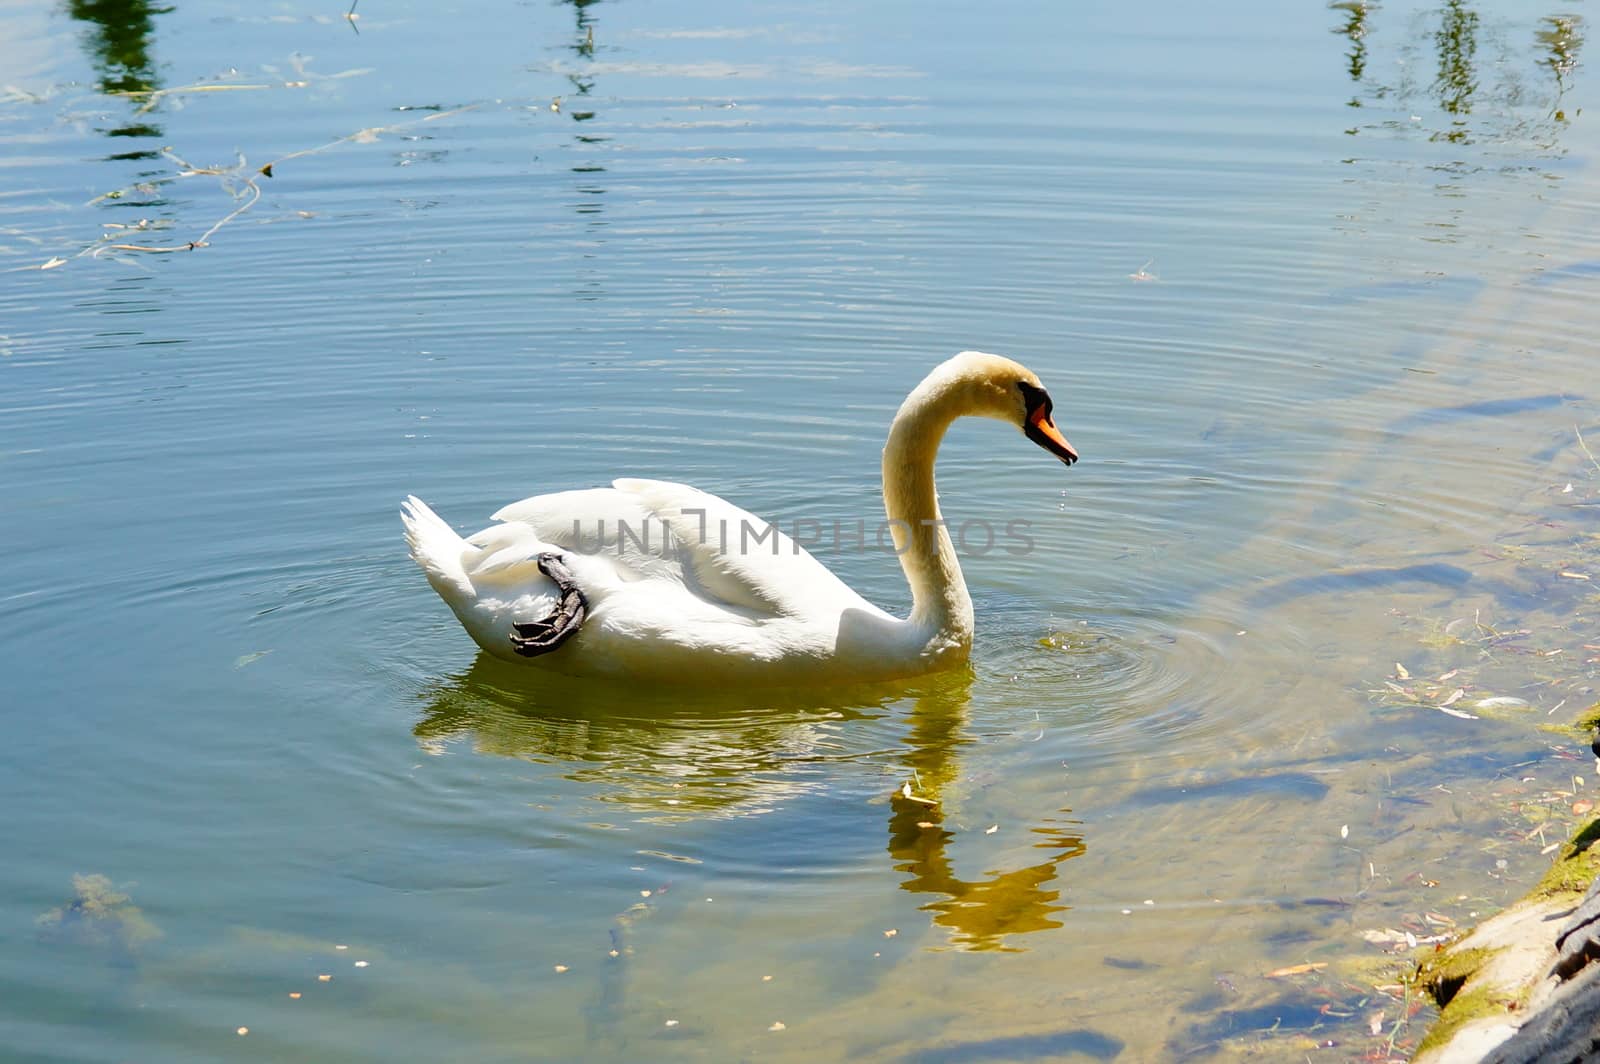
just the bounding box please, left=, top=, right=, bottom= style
left=402, top=351, right=1078, bottom=685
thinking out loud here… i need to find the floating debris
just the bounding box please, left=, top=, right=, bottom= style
left=1471, top=697, right=1530, bottom=710
left=553, top=965, right=569, bottom=974
left=768, top=1021, right=786, bottom=1032
left=1266, top=962, right=1327, bottom=977
left=236, top=1027, right=249, bottom=1036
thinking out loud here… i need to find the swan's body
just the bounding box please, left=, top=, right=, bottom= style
left=402, top=352, right=1077, bottom=685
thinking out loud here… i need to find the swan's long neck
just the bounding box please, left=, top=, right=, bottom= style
left=882, top=382, right=975, bottom=649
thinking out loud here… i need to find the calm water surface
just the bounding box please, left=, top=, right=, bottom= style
left=4, top=1, right=1600, bottom=1060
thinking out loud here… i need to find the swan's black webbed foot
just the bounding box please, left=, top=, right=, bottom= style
left=510, top=552, right=588, bottom=657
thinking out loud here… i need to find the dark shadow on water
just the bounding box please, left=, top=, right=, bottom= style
left=904, top=1028, right=1124, bottom=1063
left=1246, top=561, right=1473, bottom=610
left=1528, top=260, right=1600, bottom=286
left=1103, top=955, right=1157, bottom=971
left=1178, top=997, right=1336, bottom=1049
left=1390, top=393, right=1580, bottom=430
left=1129, top=771, right=1330, bottom=806
left=1317, top=275, right=1484, bottom=306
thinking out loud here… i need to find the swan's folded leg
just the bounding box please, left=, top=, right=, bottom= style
left=510, top=553, right=588, bottom=657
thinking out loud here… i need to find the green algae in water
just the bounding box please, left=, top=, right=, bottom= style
left=1533, top=817, right=1600, bottom=899
left=35, top=874, right=161, bottom=951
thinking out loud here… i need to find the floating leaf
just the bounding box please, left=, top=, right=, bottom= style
left=1468, top=696, right=1529, bottom=710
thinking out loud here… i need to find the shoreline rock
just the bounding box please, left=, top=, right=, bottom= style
left=1414, top=817, right=1600, bottom=1061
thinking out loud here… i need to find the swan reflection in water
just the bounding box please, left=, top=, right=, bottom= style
left=889, top=680, right=1087, bottom=950
left=415, top=656, right=1085, bottom=951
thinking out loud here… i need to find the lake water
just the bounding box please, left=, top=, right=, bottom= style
left=5, top=0, right=1600, bottom=1059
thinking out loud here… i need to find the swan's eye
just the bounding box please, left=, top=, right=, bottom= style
left=1017, top=381, right=1052, bottom=422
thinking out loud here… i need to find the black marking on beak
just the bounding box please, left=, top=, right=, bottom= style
left=1018, top=381, right=1078, bottom=466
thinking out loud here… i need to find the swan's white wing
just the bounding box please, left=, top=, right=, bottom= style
left=610, top=477, right=873, bottom=618
left=490, top=480, right=872, bottom=618
left=490, top=486, right=705, bottom=593
left=459, top=520, right=555, bottom=587
left=491, top=488, right=647, bottom=550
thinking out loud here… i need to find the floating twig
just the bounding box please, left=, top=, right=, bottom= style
left=113, top=82, right=273, bottom=115
left=60, top=104, right=480, bottom=264
left=1577, top=426, right=1600, bottom=474
left=94, top=180, right=261, bottom=255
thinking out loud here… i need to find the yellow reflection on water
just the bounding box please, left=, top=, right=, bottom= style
left=417, top=657, right=1087, bottom=951
left=888, top=677, right=1087, bottom=951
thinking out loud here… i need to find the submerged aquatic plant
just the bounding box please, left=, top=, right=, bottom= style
left=35, top=873, right=161, bottom=950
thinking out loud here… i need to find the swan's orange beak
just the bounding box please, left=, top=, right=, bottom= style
left=1026, top=406, right=1078, bottom=466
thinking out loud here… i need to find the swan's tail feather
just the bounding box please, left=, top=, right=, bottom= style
left=401, top=495, right=474, bottom=598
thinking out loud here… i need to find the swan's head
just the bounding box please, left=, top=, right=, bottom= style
left=936, top=351, right=1079, bottom=466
